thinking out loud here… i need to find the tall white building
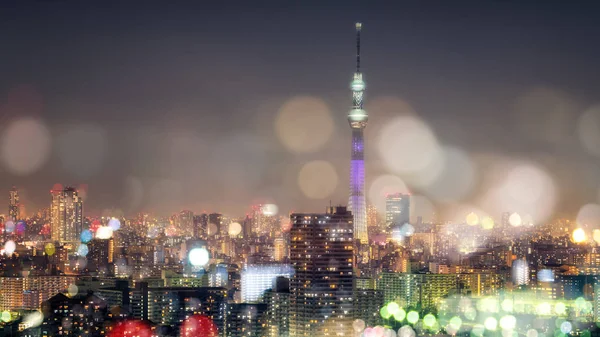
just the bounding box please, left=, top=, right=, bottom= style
left=50, top=186, right=83, bottom=243
left=241, top=264, right=293, bottom=303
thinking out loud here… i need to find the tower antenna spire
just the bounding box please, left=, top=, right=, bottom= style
left=356, top=22, right=362, bottom=72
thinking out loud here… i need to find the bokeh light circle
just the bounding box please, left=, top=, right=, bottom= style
left=275, top=96, right=333, bottom=153
left=4, top=240, right=16, bottom=255
left=297, top=160, right=338, bottom=199
left=228, top=222, right=242, bottom=236
left=188, top=248, right=210, bottom=267
left=1, top=118, right=51, bottom=175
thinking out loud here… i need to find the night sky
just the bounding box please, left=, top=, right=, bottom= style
left=1, top=1, right=600, bottom=218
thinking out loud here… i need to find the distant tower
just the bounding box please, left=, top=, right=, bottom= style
left=50, top=186, right=83, bottom=243
left=8, top=187, right=19, bottom=221
left=348, top=22, right=368, bottom=243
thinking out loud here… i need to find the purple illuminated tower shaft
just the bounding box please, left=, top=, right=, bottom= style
left=348, top=23, right=368, bottom=243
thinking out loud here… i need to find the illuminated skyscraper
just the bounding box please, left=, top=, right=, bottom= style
left=348, top=23, right=368, bottom=243
left=290, top=206, right=354, bottom=337
left=8, top=186, right=19, bottom=221
left=386, top=193, right=410, bottom=230
left=241, top=264, right=294, bottom=303
left=50, top=186, right=83, bottom=243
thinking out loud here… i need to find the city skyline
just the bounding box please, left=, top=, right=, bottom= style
left=1, top=2, right=600, bottom=219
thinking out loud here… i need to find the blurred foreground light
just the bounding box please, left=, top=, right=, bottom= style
left=108, top=218, right=121, bottom=231
left=228, top=222, right=242, bottom=236
left=189, top=248, right=210, bottom=267
left=380, top=306, right=391, bottom=319
left=484, top=317, right=498, bottom=331
left=594, top=230, right=600, bottom=245
left=572, top=228, right=586, bottom=243
left=527, top=329, right=538, bottom=337
left=481, top=162, right=556, bottom=225
left=1, top=311, right=11, bottom=322
left=509, top=213, right=522, bottom=227
left=275, top=96, right=333, bottom=153
left=406, top=311, right=419, bottom=324
left=81, top=230, right=93, bottom=243
left=536, top=302, right=552, bottom=315
left=108, top=319, right=153, bottom=337
left=393, top=308, right=406, bottom=321
left=466, top=212, right=479, bottom=226
left=96, top=226, right=113, bottom=239
left=386, top=302, right=400, bottom=314
left=23, top=311, right=43, bottom=328
left=4, top=221, right=14, bottom=233
left=68, top=284, right=78, bottom=297
left=4, top=240, right=16, bottom=255
left=262, top=204, right=278, bottom=216
left=423, top=314, right=436, bottom=327
left=352, top=319, right=365, bottom=332
left=481, top=217, right=494, bottom=230
left=423, top=146, right=476, bottom=202
left=378, top=115, right=442, bottom=183
left=180, top=315, right=218, bottom=337
left=577, top=105, right=600, bottom=157
left=576, top=203, right=600, bottom=226
left=448, top=316, right=462, bottom=333
left=560, top=321, right=572, bottom=334
left=398, top=325, right=416, bottom=337
left=555, top=302, right=566, bottom=315
left=77, top=244, right=88, bottom=257
left=1, top=118, right=51, bottom=176
left=499, top=315, right=516, bottom=330
left=297, top=160, right=338, bottom=199
left=44, top=243, right=55, bottom=256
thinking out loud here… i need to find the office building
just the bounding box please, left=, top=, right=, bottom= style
left=8, top=186, right=19, bottom=221
left=386, top=193, right=410, bottom=230
left=225, top=303, right=268, bottom=337
left=376, top=273, right=422, bottom=308
left=290, top=206, right=354, bottom=337
left=50, top=186, right=83, bottom=243
left=241, top=264, right=294, bottom=303
left=264, top=277, right=291, bottom=337
left=273, top=238, right=287, bottom=262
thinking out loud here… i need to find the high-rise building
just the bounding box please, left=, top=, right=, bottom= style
left=376, top=273, right=422, bottom=308
left=8, top=186, right=19, bottom=222
left=385, top=193, right=410, bottom=230
left=179, top=210, right=194, bottom=237
left=193, top=213, right=208, bottom=239
left=290, top=206, right=354, bottom=337
left=88, top=238, right=114, bottom=274
left=241, top=264, right=294, bottom=303
left=273, top=237, right=287, bottom=262
left=208, top=213, right=223, bottom=237
left=264, top=277, right=291, bottom=337
left=225, top=303, right=268, bottom=337
left=50, top=186, right=83, bottom=243
left=347, top=22, right=369, bottom=244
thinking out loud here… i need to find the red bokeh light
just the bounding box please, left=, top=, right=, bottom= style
left=180, top=315, right=218, bottom=337
left=90, top=220, right=101, bottom=233
left=108, top=320, right=152, bottom=337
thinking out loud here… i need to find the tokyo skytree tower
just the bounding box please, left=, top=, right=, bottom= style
left=348, top=22, right=368, bottom=243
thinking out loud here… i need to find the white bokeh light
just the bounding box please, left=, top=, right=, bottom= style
left=378, top=116, right=443, bottom=186
left=577, top=105, right=600, bottom=157
left=479, top=161, right=556, bottom=224
left=576, top=203, right=600, bottom=227
left=275, top=96, right=333, bottom=153
left=4, top=240, right=16, bottom=255
left=424, top=146, right=476, bottom=202
left=297, top=160, right=338, bottom=199
left=96, top=226, right=114, bottom=239
left=1, top=118, right=51, bottom=175
left=189, top=247, right=210, bottom=267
